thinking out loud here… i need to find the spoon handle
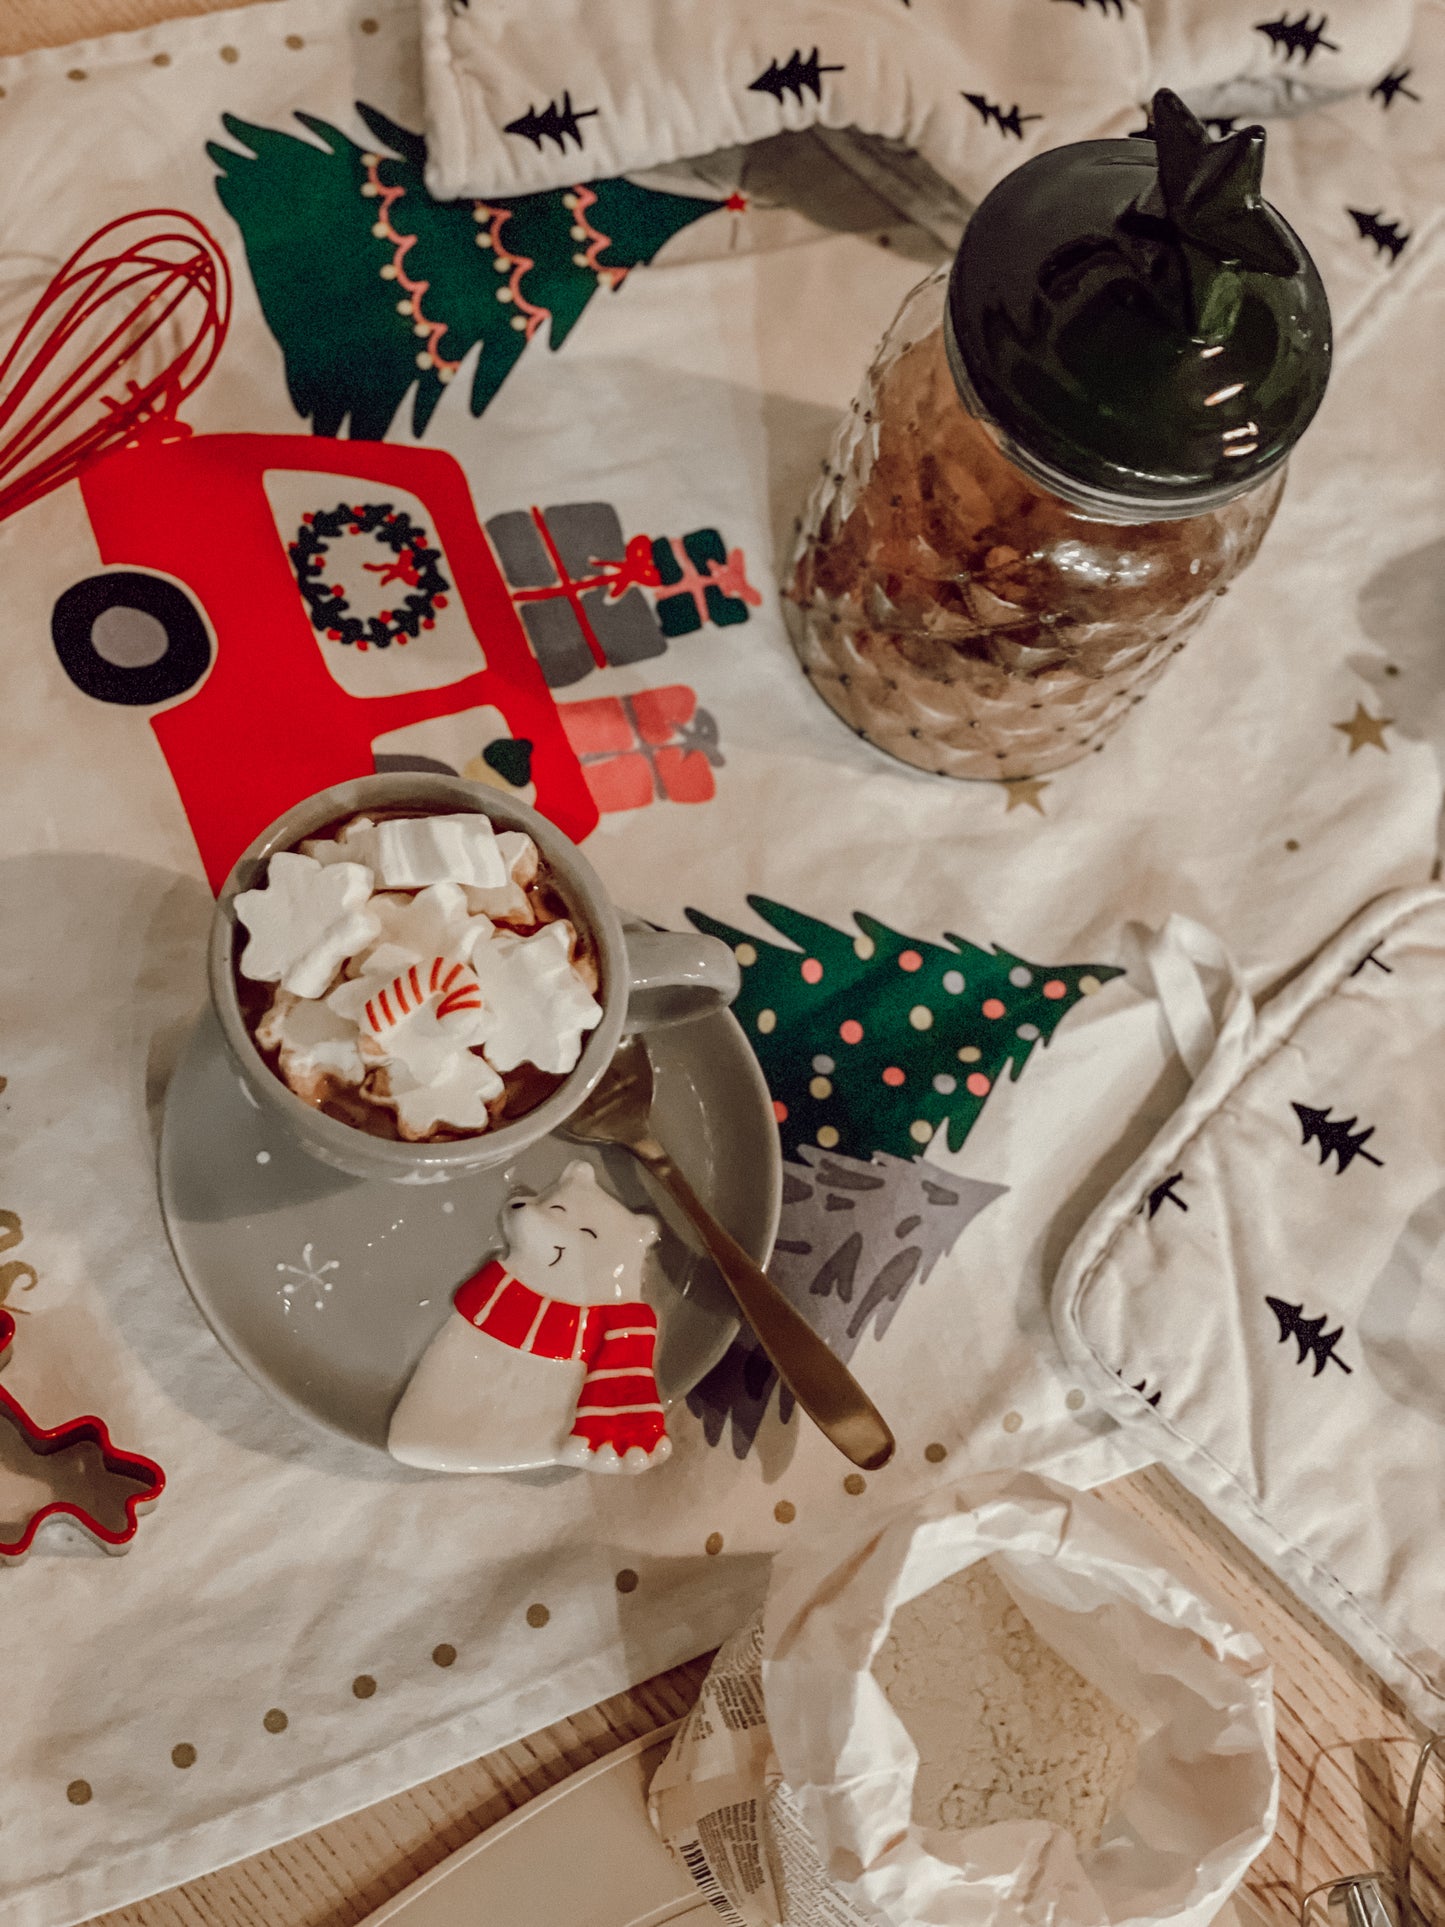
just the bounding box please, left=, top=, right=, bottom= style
left=630, top=1135, right=896, bottom=1472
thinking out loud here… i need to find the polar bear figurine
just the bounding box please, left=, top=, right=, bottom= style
left=388, top=1161, right=669, bottom=1475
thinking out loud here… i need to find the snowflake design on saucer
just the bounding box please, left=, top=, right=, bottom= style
left=277, top=1242, right=341, bottom=1312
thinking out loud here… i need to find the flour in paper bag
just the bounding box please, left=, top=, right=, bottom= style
left=874, top=1560, right=1139, bottom=1845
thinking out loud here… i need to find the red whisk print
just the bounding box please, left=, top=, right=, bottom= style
left=363, top=956, right=483, bottom=1033
left=0, top=208, right=230, bottom=526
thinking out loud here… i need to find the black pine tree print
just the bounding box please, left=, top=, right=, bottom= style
left=1292, top=1102, right=1383, bottom=1173
left=1144, top=1172, right=1188, bottom=1219
left=748, top=49, right=844, bottom=106
left=1266, top=1296, right=1353, bottom=1375
left=1350, top=945, right=1393, bottom=976
left=1255, top=12, right=1340, bottom=62
left=503, top=93, right=599, bottom=153
left=1051, top=0, right=1126, bottom=14
left=1349, top=208, right=1411, bottom=263
left=1123, top=1375, right=1164, bottom=1407
left=1371, top=68, right=1421, bottom=108
left=963, top=93, right=1043, bottom=140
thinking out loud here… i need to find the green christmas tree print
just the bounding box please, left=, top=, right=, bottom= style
left=686, top=897, right=1121, bottom=1162
left=208, top=103, right=724, bottom=441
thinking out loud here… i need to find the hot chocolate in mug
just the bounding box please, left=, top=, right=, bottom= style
left=207, top=772, right=739, bottom=1182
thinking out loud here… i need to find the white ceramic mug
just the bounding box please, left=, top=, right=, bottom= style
left=208, top=773, right=739, bottom=1182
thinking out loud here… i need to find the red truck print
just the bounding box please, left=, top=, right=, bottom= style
left=54, top=428, right=604, bottom=888
left=11, top=211, right=750, bottom=891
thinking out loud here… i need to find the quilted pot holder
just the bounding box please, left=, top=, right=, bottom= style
left=1054, top=885, right=1445, bottom=1729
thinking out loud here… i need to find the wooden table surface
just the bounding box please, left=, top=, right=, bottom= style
left=8, top=2, right=1440, bottom=1922
left=78, top=1464, right=1441, bottom=1927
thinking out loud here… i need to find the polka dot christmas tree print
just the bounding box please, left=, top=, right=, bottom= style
left=684, top=893, right=1116, bottom=1457
left=686, top=897, right=1121, bottom=1162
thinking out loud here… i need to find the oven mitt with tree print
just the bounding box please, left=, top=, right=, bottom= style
left=1052, top=884, right=1445, bottom=1729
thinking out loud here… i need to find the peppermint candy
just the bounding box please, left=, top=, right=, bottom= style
left=329, top=955, right=488, bottom=1087
left=363, top=957, right=484, bottom=1032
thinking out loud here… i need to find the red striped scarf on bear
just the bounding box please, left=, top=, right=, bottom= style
left=453, top=1259, right=666, bottom=1457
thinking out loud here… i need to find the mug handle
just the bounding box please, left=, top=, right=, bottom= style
left=622, top=928, right=740, bottom=1032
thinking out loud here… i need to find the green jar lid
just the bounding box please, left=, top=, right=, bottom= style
left=946, top=90, right=1331, bottom=517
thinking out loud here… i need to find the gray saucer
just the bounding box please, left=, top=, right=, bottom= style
left=159, top=1007, right=780, bottom=1454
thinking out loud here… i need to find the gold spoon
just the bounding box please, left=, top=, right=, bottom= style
left=565, top=1037, right=896, bottom=1471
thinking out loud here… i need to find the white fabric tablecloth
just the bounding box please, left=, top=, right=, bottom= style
left=0, top=0, right=1438, bottom=1920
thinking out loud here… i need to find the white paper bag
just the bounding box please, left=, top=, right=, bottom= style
left=650, top=1475, right=1276, bottom=1927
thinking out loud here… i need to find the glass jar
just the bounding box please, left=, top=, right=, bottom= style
left=786, top=92, right=1330, bottom=782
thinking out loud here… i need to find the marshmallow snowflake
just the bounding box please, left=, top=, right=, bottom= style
left=372, top=814, right=509, bottom=890
left=384, top=1049, right=505, bottom=1139
left=256, top=991, right=366, bottom=1096
left=463, top=831, right=541, bottom=925
left=235, top=853, right=381, bottom=999
left=300, top=816, right=378, bottom=868
left=350, top=883, right=485, bottom=979
left=249, top=813, right=601, bottom=1133
left=328, top=962, right=489, bottom=1084
left=468, top=920, right=603, bottom=1074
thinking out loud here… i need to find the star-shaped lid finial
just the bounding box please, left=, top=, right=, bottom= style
left=1147, top=90, right=1299, bottom=276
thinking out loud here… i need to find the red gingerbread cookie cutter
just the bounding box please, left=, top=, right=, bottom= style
left=0, top=1308, right=165, bottom=1563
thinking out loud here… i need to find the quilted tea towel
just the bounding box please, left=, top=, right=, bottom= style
left=1055, top=888, right=1445, bottom=1730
